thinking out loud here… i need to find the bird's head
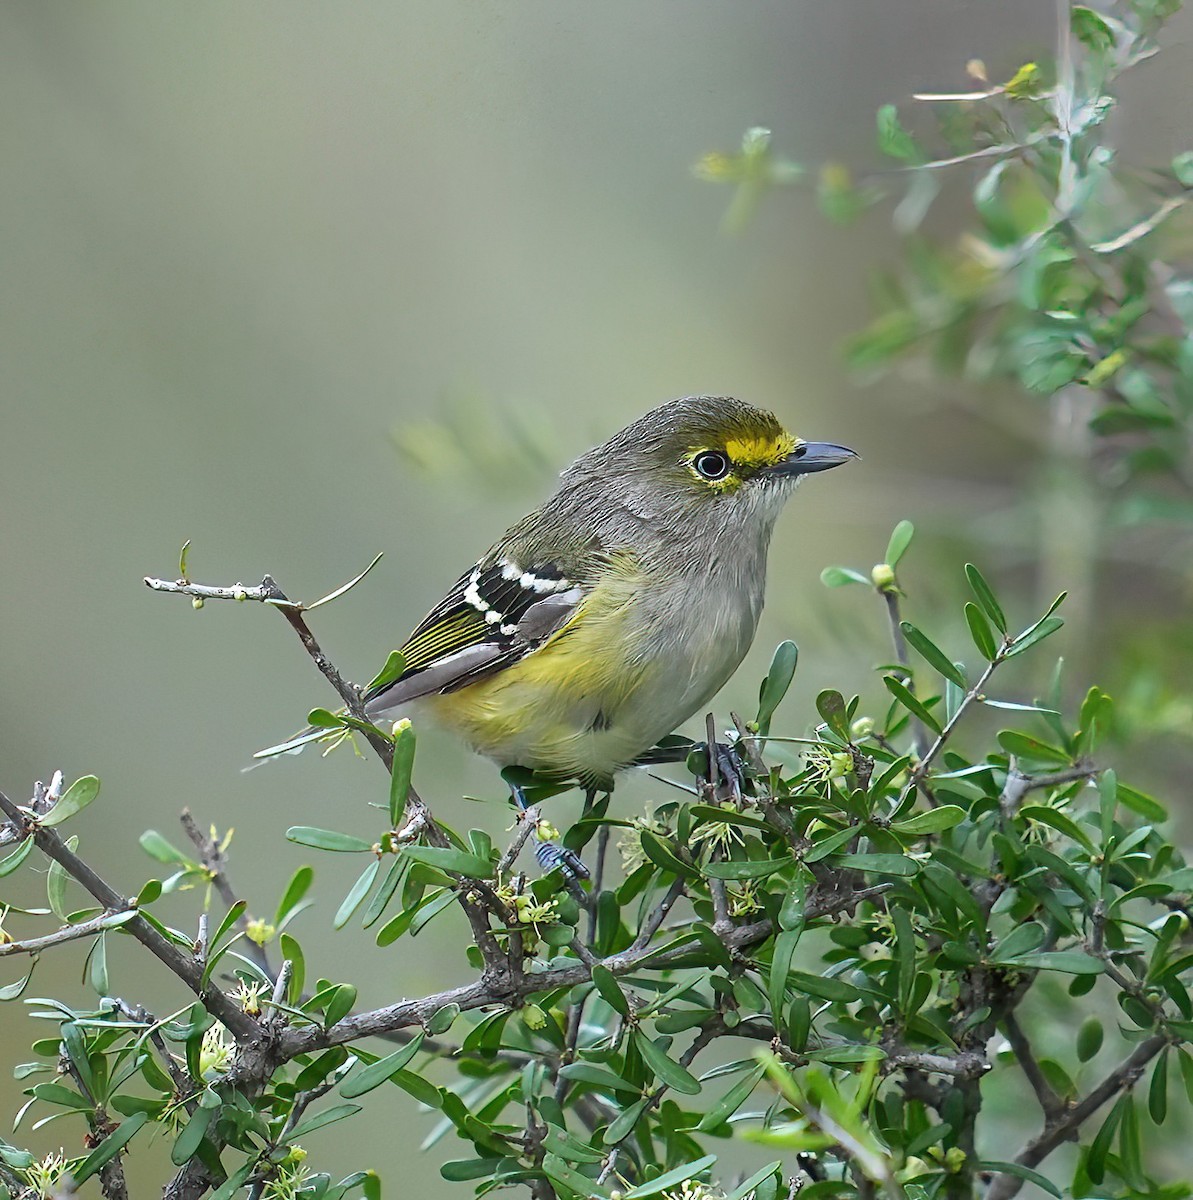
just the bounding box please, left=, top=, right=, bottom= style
left=566, top=395, right=856, bottom=529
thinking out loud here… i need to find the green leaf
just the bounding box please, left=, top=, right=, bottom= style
left=964, top=603, right=997, bottom=661
left=901, top=622, right=967, bottom=688
left=815, top=689, right=850, bottom=738
left=335, top=859, right=380, bottom=930
left=820, top=566, right=868, bottom=588
left=323, top=983, right=358, bottom=1028
left=602, top=1097, right=649, bottom=1146
left=883, top=675, right=943, bottom=734
left=724, top=1162, right=782, bottom=1200
left=997, top=731, right=1070, bottom=766
left=171, top=1105, right=214, bottom=1165
left=307, top=707, right=342, bottom=728
left=1077, top=1016, right=1103, bottom=1062
left=702, top=855, right=793, bottom=880
left=590, top=964, right=631, bottom=1017
left=275, top=865, right=314, bottom=927
left=305, top=551, right=384, bottom=610
left=769, top=928, right=801, bottom=1022
left=541, top=1154, right=612, bottom=1199
left=1149, top=1049, right=1169, bottom=1124
left=892, top=805, right=965, bottom=835
left=634, top=1031, right=702, bottom=1095
left=427, top=1003, right=460, bottom=1036
left=40, top=776, right=100, bottom=827
left=47, top=835, right=77, bottom=920
left=209, top=1163, right=256, bottom=1200
left=73, top=1111, right=150, bottom=1185
left=340, top=1034, right=426, bottom=1098
left=280, top=932, right=305, bottom=1003
left=139, top=830, right=194, bottom=865
left=403, top=845, right=492, bottom=879
left=1071, top=6, right=1115, bottom=50
left=88, top=932, right=109, bottom=996
left=0, top=836, right=34, bottom=878
left=836, top=853, right=920, bottom=877
left=622, top=1154, right=717, bottom=1199
left=977, top=1162, right=1060, bottom=1199
left=1006, top=615, right=1064, bottom=658
left=389, top=720, right=416, bottom=827
left=1118, top=782, right=1167, bottom=822
left=286, top=827, right=373, bottom=853
left=638, top=831, right=698, bottom=880
left=367, top=650, right=407, bottom=693
left=697, top=1061, right=767, bottom=1131
left=964, top=564, right=1007, bottom=633
left=1003, top=951, right=1105, bottom=975
left=886, top=519, right=915, bottom=567
left=756, top=640, right=799, bottom=733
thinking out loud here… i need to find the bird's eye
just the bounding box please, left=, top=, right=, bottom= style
left=692, top=451, right=731, bottom=481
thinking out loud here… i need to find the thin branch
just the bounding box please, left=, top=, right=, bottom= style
left=900, top=657, right=1000, bottom=799
left=147, top=569, right=508, bottom=967
left=276, top=879, right=888, bottom=1060
left=999, top=1013, right=1064, bottom=1119
left=0, top=909, right=135, bottom=958
left=0, top=787, right=259, bottom=1041
left=985, top=1034, right=1168, bottom=1200
left=881, top=590, right=932, bottom=766
left=180, top=810, right=273, bottom=979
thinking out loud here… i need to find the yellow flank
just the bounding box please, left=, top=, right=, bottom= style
left=420, top=558, right=655, bottom=781
left=722, top=431, right=799, bottom=469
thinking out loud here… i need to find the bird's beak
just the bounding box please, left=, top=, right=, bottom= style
left=768, top=441, right=859, bottom=477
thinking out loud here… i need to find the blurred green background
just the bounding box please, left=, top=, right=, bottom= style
left=3, top=2, right=1192, bottom=1193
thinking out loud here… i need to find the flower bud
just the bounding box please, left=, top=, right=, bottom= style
left=192, top=597, right=205, bottom=610
left=871, top=563, right=896, bottom=591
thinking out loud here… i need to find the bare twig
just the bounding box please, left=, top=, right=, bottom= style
left=0, top=909, right=135, bottom=958
left=0, top=787, right=259, bottom=1041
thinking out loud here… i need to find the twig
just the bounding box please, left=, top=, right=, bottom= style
left=498, top=807, right=541, bottom=878
left=881, top=589, right=932, bottom=767
left=147, top=569, right=508, bottom=967
left=985, top=1033, right=1168, bottom=1200
left=1001, top=1012, right=1064, bottom=1120
left=1000, top=761, right=1095, bottom=817
left=0, top=787, right=259, bottom=1041
left=899, top=657, right=1000, bottom=800
left=180, top=810, right=273, bottom=979
left=0, top=909, right=135, bottom=958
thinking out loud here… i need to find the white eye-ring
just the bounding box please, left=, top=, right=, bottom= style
left=692, top=451, right=731, bottom=480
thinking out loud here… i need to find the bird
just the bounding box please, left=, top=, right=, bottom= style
left=271, top=396, right=856, bottom=877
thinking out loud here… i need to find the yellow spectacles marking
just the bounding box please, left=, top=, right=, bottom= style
left=722, top=431, right=799, bottom=469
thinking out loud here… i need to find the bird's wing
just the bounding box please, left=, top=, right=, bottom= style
left=363, top=555, right=586, bottom=714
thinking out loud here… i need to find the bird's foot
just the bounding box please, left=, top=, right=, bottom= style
left=691, top=739, right=750, bottom=804
left=507, top=780, right=591, bottom=893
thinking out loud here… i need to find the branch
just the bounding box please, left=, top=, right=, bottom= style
left=882, top=589, right=932, bottom=766
left=179, top=810, right=273, bottom=979
left=147, top=567, right=513, bottom=968
left=985, top=1033, right=1168, bottom=1200
left=999, top=1013, right=1064, bottom=1120
left=0, top=787, right=259, bottom=1041
left=0, top=909, right=135, bottom=958
left=276, top=880, right=889, bottom=1060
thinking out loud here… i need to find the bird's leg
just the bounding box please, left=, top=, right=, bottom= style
left=508, top=782, right=591, bottom=885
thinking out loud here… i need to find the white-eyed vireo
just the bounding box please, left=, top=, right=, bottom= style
left=269, top=396, right=854, bottom=877
left=363, top=396, right=854, bottom=864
